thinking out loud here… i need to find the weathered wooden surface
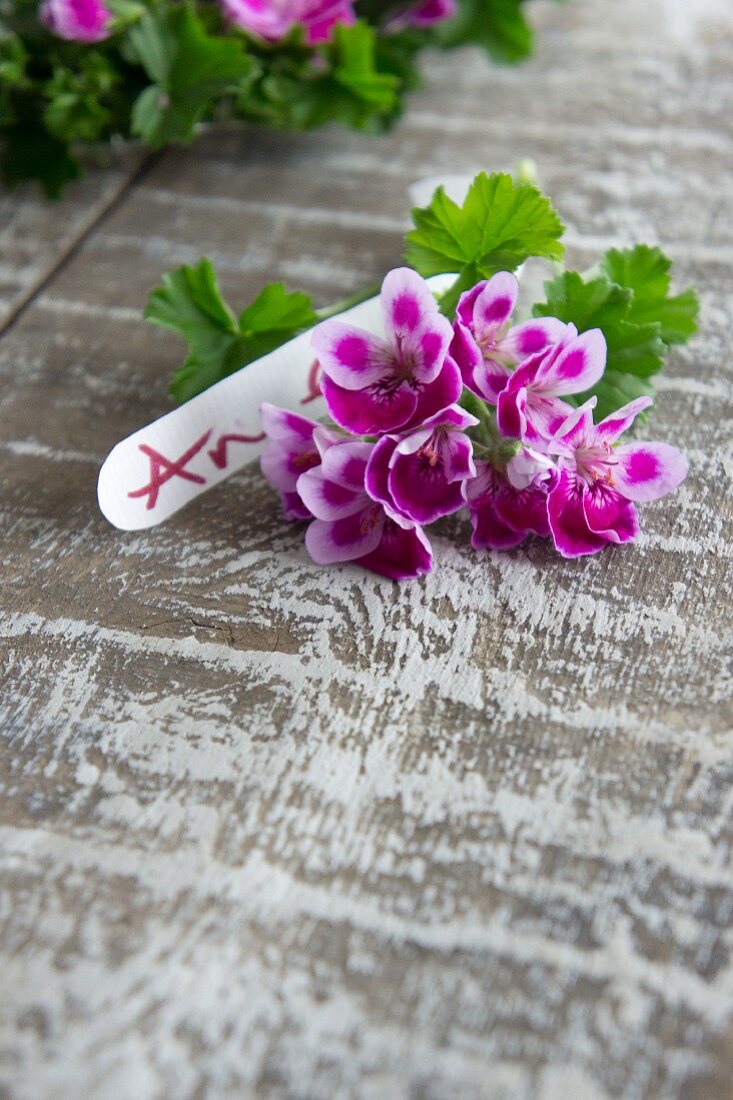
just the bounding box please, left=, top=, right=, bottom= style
left=1, top=1, right=732, bottom=1097
left=0, top=145, right=147, bottom=332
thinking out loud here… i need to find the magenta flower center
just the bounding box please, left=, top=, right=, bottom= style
left=417, top=436, right=442, bottom=467
left=477, top=324, right=508, bottom=360
left=574, top=440, right=619, bottom=486
left=392, top=335, right=418, bottom=382
left=359, top=504, right=383, bottom=535
left=292, top=448, right=318, bottom=469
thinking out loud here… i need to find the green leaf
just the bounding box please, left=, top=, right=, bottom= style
left=585, top=371, right=657, bottom=423
left=145, top=259, right=318, bottom=403
left=405, top=171, right=565, bottom=314
left=532, top=270, right=666, bottom=372
left=146, top=258, right=238, bottom=340
left=43, top=53, right=117, bottom=143
left=0, top=95, right=81, bottom=198
left=331, top=21, right=399, bottom=111
left=0, top=30, right=28, bottom=89
left=532, top=271, right=631, bottom=330
left=602, top=319, right=666, bottom=377
left=600, top=244, right=699, bottom=345
left=127, top=7, right=254, bottom=147
left=238, top=283, right=317, bottom=334
left=437, top=0, right=533, bottom=63
left=125, top=7, right=176, bottom=86
left=235, top=20, right=401, bottom=133
left=532, top=244, right=698, bottom=419
left=532, top=270, right=664, bottom=417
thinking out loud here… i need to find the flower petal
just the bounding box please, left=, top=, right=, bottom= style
left=546, top=397, right=598, bottom=454
left=594, top=396, right=654, bottom=443
left=280, top=490, right=312, bottom=521
left=365, top=436, right=399, bottom=508
left=496, top=385, right=529, bottom=440
left=297, top=467, right=366, bottom=520
left=449, top=321, right=484, bottom=393
left=408, top=357, right=463, bottom=427
left=411, top=325, right=455, bottom=385
left=381, top=267, right=453, bottom=384
left=613, top=442, right=688, bottom=502
left=381, top=267, right=436, bottom=339
left=583, top=484, right=640, bottom=543
left=547, top=469, right=609, bottom=557
left=523, top=394, right=575, bottom=443
left=506, top=447, right=557, bottom=491
left=260, top=402, right=319, bottom=444
left=464, top=463, right=527, bottom=550
left=42, top=0, right=112, bottom=41
left=498, top=317, right=566, bottom=363
left=313, top=425, right=344, bottom=458
left=223, top=0, right=294, bottom=38
left=305, top=507, right=385, bottom=564
left=471, top=272, right=518, bottom=341
left=495, top=484, right=551, bottom=538
left=320, top=439, right=374, bottom=490
left=357, top=520, right=433, bottom=581
left=321, top=373, right=417, bottom=435
left=536, top=328, right=607, bottom=396
left=474, top=360, right=514, bottom=404
left=455, top=281, right=486, bottom=328
left=441, top=432, right=475, bottom=483
left=466, top=461, right=549, bottom=543
left=304, top=0, right=355, bottom=43
left=399, top=0, right=456, bottom=29
left=365, top=437, right=418, bottom=529
left=420, top=404, right=479, bottom=434
left=260, top=440, right=319, bottom=493
left=311, top=321, right=392, bottom=391
left=388, top=451, right=465, bottom=524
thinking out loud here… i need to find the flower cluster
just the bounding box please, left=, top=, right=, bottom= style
left=223, top=0, right=455, bottom=44
left=9, top=0, right=486, bottom=198
left=41, top=0, right=113, bottom=42
left=41, top=0, right=455, bottom=46
left=260, top=268, right=687, bottom=580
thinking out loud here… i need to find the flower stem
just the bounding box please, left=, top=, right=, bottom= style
left=315, top=283, right=382, bottom=321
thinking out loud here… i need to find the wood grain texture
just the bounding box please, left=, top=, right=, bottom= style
left=1, top=1, right=732, bottom=1097
left=0, top=146, right=148, bottom=333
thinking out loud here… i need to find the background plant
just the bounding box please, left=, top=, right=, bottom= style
left=0, top=0, right=549, bottom=197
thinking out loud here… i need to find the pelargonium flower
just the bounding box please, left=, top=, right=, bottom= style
left=464, top=447, right=556, bottom=551
left=496, top=322, right=607, bottom=444
left=259, top=403, right=340, bottom=520
left=389, top=0, right=457, bottom=30
left=312, top=267, right=460, bottom=436
left=545, top=396, right=688, bottom=557
left=366, top=405, right=477, bottom=525
left=222, top=0, right=355, bottom=44
left=41, top=0, right=112, bottom=42
left=296, top=441, right=433, bottom=580
left=451, top=272, right=566, bottom=403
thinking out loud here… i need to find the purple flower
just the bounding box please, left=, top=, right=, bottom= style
left=496, top=323, right=607, bottom=445
left=366, top=405, right=477, bottom=525
left=259, top=403, right=340, bottom=520
left=388, top=0, right=456, bottom=29
left=222, top=0, right=355, bottom=44
left=41, top=0, right=112, bottom=41
left=312, top=268, right=460, bottom=436
left=451, top=272, right=566, bottom=403
left=545, top=396, right=688, bottom=558
left=464, top=448, right=556, bottom=551
left=297, top=441, right=433, bottom=581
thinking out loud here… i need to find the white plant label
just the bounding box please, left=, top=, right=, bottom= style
left=98, top=272, right=455, bottom=531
